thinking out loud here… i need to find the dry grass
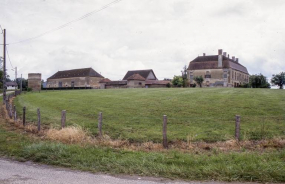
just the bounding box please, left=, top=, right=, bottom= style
left=46, top=126, right=91, bottom=144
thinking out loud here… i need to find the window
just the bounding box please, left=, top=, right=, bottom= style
left=205, top=71, right=211, bottom=78
left=139, top=82, right=142, bottom=85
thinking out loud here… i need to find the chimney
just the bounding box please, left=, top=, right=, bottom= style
left=218, top=49, right=223, bottom=67
left=223, top=52, right=227, bottom=57
left=218, top=49, right=223, bottom=55
left=203, top=53, right=206, bottom=56
left=228, top=54, right=230, bottom=58
left=232, top=56, right=235, bottom=61
left=236, top=58, right=239, bottom=63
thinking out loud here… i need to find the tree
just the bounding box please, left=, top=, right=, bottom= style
left=249, top=74, right=270, bottom=88
left=172, top=76, right=184, bottom=87
left=16, top=78, right=28, bottom=90
left=194, top=76, right=204, bottom=88
left=271, top=72, right=285, bottom=89
left=181, top=65, right=188, bottom=87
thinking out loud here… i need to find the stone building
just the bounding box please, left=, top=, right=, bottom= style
left=99, top=69, right=170, bottom=89
left=28, top=73, right=42, bottom=91
left=187, top=49, right=249, bottom=87
left=47, top=68, right=104, bottom=88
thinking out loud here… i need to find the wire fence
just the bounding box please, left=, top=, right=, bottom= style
left=4, top=91, right=285, bottom=148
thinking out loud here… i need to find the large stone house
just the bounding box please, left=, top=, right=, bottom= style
left=100, top=69, right=170, bottom=89
left=187, top=49, right=249, bottom=87
left=47, top=68, right=104, bottom=88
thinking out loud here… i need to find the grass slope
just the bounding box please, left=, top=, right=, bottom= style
left=14, top=88, right=285, bottom=142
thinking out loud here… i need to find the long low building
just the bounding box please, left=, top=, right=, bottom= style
left=100, top=69, right=171, bottom=89
left=47, top=68, right=104, bottom=88
left=187, top=49, right=249, bottom=87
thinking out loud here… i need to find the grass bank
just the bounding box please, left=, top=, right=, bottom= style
left=14, top=88, right=285, bottom=143
left=0, top=112, right=285, bottom=183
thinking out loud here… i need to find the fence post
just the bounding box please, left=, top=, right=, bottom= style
left=235, top=115, right=241, bottom=141
left=37, top=108, right=41, bottom=132
left=61, top=110, right=66, bottom=129
left=163, top=115, right=168, bottom=149
left=23, top=107, right=26, bottom=126
left=7, top=103, right=12, bottom=119
left=13, top=105, right=16, bottom=122
left=98, top=112, right=102, bottom=137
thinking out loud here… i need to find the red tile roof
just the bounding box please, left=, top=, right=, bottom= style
left=99, top=78, right=112, bottom=83
left=126, top=74, right=146, bottom=81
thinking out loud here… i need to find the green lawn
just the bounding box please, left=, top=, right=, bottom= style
left=14, top=88, right=285, bottom=142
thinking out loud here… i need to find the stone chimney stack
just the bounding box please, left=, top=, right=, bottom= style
left=223, top=52, right=227, bottom=57
left=218, top=49, right=223, bottom=67
left=203, top=53, right=206, bottom=56
left=228, top=54, right=230, bottom=58
left=236, top=58, right=239, bottom=63
left=218, top=49, right=223, bottom=55
left=232, top=56, right=235, bottom=61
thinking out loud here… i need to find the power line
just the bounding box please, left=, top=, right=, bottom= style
left=6, top=46, right=14, bottom=69
left=0, top=25, right=3, bottom=34
left=8, top=0, right=123, bottom=45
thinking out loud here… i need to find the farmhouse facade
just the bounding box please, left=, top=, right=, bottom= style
left=100, top=69, right=170, bottom=89
left=187, top=49, right=249, bottom=87
left=6, top=81, right=18, bottom=90
left=47, top=68, right=104, bottom=88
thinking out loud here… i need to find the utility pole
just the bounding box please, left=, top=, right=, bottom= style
left=20, top=74, right=22, bottom=92
left=2, top=29, right=6, bottom=104
left=15, top=67, right=17, bottom=91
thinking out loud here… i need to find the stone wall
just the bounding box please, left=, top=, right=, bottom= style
left=47, top=76, right=103, bottom=88
left=127, top=80, right=145, bottom=88
left=28, top=73, right=41, bottom=91
left=187, top=69, right=249, bottom=87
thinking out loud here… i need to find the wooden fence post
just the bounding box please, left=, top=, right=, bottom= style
left=163, top=115, right=168, bottom=149
left=37, top=108, right=41, bottom=132
left=98, top=112, right=102, bottom=137
left=235, top=115, right=241, bottom=141
left=61, top=110, right=66, bottom=129
left=23, top=107, right=26, bottom=126
left=13, top=105, right=16, bottom=122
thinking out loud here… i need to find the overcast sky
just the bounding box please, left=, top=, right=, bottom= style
left=1, top=0, right=285, bottom=81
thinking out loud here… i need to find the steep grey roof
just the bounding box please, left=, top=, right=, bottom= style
left=48, top=68, right=104, bottom=79
left=187, top=55, right=249, bottom=74
left=122, top=70, right=157, bottom=80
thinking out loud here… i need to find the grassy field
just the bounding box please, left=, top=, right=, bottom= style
left=14, top=88, right=285, bottom=142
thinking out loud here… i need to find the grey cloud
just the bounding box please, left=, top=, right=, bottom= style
left=1, top=0, right=285, bottom=81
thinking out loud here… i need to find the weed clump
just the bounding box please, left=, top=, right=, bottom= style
left=46, top=126, right=90, bottom=144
